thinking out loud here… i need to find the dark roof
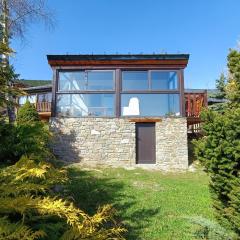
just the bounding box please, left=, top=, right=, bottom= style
left=208, top=98, right=228, bottom=103
left=17, top=80, right=52, bottom=87
left=47, top=54, right=190, bottom=61
left=185, top=89, right=207, bottom=93
left=23, top=84, right=52, bottom=93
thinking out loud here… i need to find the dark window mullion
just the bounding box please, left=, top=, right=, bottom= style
left=115, top=69, right=121, bottom=117
left=148, top=70, right=151, bottom=90
left=120, top=90, right=180, bottom=94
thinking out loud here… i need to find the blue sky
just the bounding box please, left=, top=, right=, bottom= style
left=11, top=0, right=240, bottom=89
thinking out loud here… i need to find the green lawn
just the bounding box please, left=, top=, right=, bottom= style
left=67, top=167, right=214, bottom=240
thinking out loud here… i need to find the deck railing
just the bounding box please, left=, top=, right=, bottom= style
left=184, top=91, right=208, bottom=134
left=36, top=102, right=51, bottom=112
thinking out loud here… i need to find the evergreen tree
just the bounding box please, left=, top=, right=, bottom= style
left=0, top=40, right=19, bottom=119
left=194, top=49, right=240, bottom=237
left=226, top=49, right=240, bottom=106
left=16, top=101, right=39, bottom=125
left=215, top=73, right=226, bottom=99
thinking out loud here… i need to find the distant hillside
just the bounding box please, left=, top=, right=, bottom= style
left=17, top=80, right=52, bottom=87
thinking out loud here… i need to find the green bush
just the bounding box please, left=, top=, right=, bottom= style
left=0, top=97, right=126, bottom=239
left=16, top=101, right=39, bottom=125
left=0, top=154, right=126, bottom=239
left=194, top=108, right=240, bottom=236
left=0, top=102, right=50, bottom=163
left=189, top=216, right=237, bottom=240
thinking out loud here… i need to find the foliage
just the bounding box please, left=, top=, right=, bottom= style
left=188, top=216, right=237, bottom=240
left=226, top=49, right=240, bottom=106
left=1, top=102, right=50, bottom=163
left=194, top=49, right=240, bottom=237
left=0, top=102, right=125, bottom=239
left=16, top=101, right=39, bottom=125
left=0, top=155, right=126, bottom=239
left=208, top=74, right=227, bottom=113
left=17, top=79, right=52, bottom=87
left=215, top=73, right=227, bottom=100
left=0, top=0, right=54, bottom=40
left=0, top=41, right=20, bottom=113
left=194, top=106, right=240, bottom=236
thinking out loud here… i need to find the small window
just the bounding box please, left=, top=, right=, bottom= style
left=151, top=71, right=178, bottom=90
left=59, top=72, right=85, bottom=91
left=19, top=95, right=36, bottom=105
left=19, top=96, right=27, bottom=105
left=56, top=94, right=115, bottom=117
left=58, top=71, right=115, bottom=91
left=38, top=93, right=52, bottom=102
left=87, top=71, right=115, bottom=90
left=122, top=71, right=148, bottom=90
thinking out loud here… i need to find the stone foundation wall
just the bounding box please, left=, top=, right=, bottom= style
left=156, top=118, right=188, bottom=170
left=50, top=117, right=188, bottom=171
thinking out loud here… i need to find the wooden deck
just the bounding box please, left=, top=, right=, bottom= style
left=36, top=102, right=51, bottom=121
left=185, top=91, right=208, bottom=134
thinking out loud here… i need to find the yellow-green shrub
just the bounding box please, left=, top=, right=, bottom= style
left=0, top=102, right=126, bottom=239
left=0, top=154, right=126, bottom=239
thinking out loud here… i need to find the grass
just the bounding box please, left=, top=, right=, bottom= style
left=67, top=167, right=214, bottom=240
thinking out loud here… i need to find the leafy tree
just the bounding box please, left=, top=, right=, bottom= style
left=0, top=0, right=54, bottom=40
left=0, top=0, right=53, bottom=122
left=194, top=49, right=240, bottom=237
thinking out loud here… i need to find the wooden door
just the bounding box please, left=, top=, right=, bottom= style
left=136, top=123, right=156, bottom=164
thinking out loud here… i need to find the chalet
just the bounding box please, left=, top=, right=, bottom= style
left=19, top=54, right=208, bottom=170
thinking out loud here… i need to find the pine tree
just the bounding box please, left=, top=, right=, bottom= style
left=215, top=73, right=226, bottom=99
left=194, top=49, right=240, bottom=236
left=16, top=101, right=39, bottom=125
left=226, top=49, right=240, bottom=106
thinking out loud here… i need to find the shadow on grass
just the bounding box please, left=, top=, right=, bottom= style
left=66, top=168, right=160, bottom=240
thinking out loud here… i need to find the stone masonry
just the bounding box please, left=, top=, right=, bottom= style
left=50, top=117, right=188, bottom=171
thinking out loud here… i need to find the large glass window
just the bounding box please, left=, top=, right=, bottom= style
left=56, top=69, right=181, bottom=117
left=122, top=71, right=148, bottom=90
left=151, top=71, right=178, bottom=90
left=58, top=71, right=115, bottom=91
left=57, top=94, right=115, bottom=117
left=121, top=94, right=180, bottom=117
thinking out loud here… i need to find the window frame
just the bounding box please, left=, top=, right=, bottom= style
left=37, top=92, right=52, bottom=103
left=120, top=69, right=182, bottom=117
left=121, top=69, right=180, bottom=93
left=56, top=93, right=116, bottom=117
left=57, top=69, right=116, bottom=93
left=55, top=69, right=116, bottom=118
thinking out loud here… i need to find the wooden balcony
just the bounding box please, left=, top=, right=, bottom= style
left=36, top=102, right=51, bottom=121
left=184, top=91, right=208, bottom=134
